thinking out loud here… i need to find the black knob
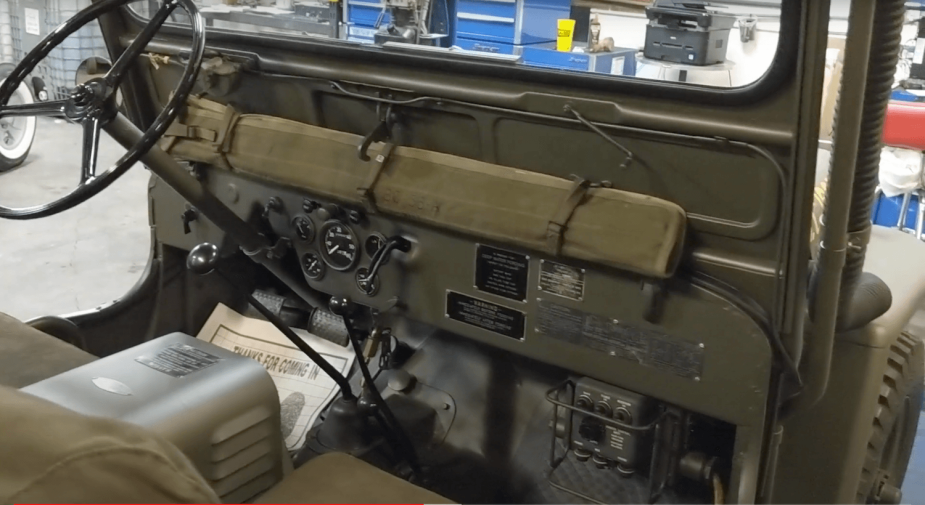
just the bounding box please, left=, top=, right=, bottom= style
left=578, top=417, right=605, bottom=443
left=576, top=395, right=593, bottom=411
left=302, top=199, right=320, bottom=213
left=329, top=297, right=356, bottom=317
left=187, top=243, right=220, bottom=276
left=347, top=209, right=364, bottom=224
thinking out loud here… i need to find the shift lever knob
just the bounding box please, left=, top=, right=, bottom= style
left=187, top=243, right=220, bottom=276
left=328, top=296, right=356, bottom=317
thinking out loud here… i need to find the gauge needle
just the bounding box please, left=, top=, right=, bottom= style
left=329, top=245, right=340, bottom=254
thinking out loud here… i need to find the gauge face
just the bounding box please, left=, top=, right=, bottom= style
left=302, top=252, right=325, bottom=280
left=292, top=215, right=315, bottom=242
left=320, top=221, right=359, bottom=271
left=365, top=234, right=385, bottom=258
left=355, top=268, right=379, bottom=296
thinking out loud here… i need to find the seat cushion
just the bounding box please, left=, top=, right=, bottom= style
left=255, top=452, right=454, bottom=504
left=0, top=386, right=221, bottom=504
left=849, top=225, right=925, bottom=346
left=0, top=311, right=96, bottom=388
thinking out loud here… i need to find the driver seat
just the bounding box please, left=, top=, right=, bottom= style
left=0, top=311, right=97, bottom=388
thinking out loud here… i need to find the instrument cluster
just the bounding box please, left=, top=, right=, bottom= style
left=286, top=200, right=397, bottom=300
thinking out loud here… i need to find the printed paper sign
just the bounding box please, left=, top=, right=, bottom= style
left=197, top=303, right=355, bottom=451
left=24, top=8, right=40, bottom=36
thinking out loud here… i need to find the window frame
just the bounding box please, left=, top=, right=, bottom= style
left=124, top=0, right=800, bottom=106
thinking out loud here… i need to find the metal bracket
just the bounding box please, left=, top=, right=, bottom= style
left=358, top=103, right=397, bottom=161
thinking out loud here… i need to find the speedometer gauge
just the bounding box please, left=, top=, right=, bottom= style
left=320, top=221, right=359, bottom=271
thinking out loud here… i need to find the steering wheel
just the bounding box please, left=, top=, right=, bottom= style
left=0, top=0, right=205, bottom=220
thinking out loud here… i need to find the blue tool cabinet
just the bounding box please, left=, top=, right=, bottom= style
left=521, top=44, right=637, bottom=75
left=454, top=0, right=571, bottom=54
left=873, top=193, right=922, bottom=231
left=344, top=0, right=390, bottom=43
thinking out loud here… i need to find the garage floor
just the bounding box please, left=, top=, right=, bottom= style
left=0, top=118, right=923, bottom=503
left=0, top=118, right=150, bottom=321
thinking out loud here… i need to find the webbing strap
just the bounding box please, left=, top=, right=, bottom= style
left=356, top=142, right=395, bottom=214
left=213, top=104, right=242, bottom=154
left=546, top=177, right=591, bottom=255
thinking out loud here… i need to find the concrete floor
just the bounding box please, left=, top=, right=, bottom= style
left=0, top=119, right=923, bottom=501
left=0, top=117, right=150, bottom=321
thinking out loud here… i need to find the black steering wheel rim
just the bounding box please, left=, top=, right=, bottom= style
left=0, top=0, right=205, bottom=220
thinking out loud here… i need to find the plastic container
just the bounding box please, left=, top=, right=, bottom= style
left=10, top=0, right=109, bottom=100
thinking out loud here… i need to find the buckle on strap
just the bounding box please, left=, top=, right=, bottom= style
left=546, top=176, right=592, bottom=255
left=357, top=142, right=396, bottom=214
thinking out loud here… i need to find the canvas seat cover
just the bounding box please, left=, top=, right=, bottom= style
left=0, top=311, right=95, bottom=388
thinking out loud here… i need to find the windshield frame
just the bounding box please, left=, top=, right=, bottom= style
left=120, top=0, right=800, bottom=106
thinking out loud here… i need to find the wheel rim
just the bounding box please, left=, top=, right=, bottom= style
left=0, top=82, right=36, bottom=159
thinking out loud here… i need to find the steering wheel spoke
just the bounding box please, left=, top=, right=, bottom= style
left=81, top=117, right=102, bottom=183
left=0, top=99, right=67, bottom=119
left=0, top=0, right=205, bottom=220
left=106, top=0, right=180, bottom=88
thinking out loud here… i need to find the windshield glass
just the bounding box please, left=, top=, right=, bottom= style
left=132, top=0, right=785, bottom=88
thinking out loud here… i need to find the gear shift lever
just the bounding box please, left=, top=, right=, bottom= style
left=187, top=243, right=418, bottom=471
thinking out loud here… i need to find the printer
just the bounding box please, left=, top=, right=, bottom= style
left=643, top=1, right=736, bottom=66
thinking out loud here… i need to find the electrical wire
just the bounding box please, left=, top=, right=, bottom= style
left=689, top=272, right=801, bottom=387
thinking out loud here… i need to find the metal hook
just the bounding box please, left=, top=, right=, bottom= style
left=358, top=104, right=395, bottom=161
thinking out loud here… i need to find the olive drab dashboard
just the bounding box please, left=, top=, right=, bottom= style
left=2, top=0, right=922, bottom=504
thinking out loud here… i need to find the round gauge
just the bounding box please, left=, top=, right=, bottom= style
left=364, top=233, right=388, bottom=258
left=364, top=233, right=392, bottom=267
left=355, top=268, right=379, bottom=296
left=320, top=221, right=360, bottom=271
left=292, top=215, right=315, bottom=242
left=302, top=252, right=325, bottom=280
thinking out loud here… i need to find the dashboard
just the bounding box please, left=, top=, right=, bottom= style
left=151, top=168, right=773, bottom=427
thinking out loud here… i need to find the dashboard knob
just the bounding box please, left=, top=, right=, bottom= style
left=317, top=203, right=341, bottom=222
left=575, top=395, right=593, bottom=411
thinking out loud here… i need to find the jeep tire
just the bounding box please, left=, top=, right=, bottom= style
left=858, top=332, right=925, bottom=504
